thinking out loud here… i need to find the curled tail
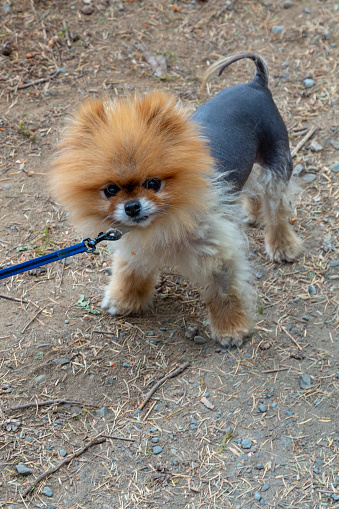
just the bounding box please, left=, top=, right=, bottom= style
left=201, top=53, right=269, bottom=90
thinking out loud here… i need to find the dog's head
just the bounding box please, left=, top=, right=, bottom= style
left=50, top=91, right=215, bottom=242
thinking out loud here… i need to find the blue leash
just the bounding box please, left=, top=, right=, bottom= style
left=0, top=230, right=122, bottom=281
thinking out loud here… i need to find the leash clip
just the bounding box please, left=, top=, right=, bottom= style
left=83, top=229, right=122, bottom=252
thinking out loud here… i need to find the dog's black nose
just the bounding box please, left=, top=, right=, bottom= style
left=124, top=200, right=141, bottom=218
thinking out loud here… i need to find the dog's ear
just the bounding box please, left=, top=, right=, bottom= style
left=136, top=91, right=184, bottom=136
left=71, top=99, right=107, bottom=134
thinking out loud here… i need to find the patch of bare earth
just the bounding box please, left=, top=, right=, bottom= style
left=0, top=0, right=338, bottom=507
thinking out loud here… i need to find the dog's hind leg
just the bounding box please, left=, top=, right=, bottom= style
left=259, top=170, right=302, bottom=262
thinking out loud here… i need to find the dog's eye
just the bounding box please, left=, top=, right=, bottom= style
left=103, top=184, right=120, bottom=198
left=142, top=178, right=161, bottom=192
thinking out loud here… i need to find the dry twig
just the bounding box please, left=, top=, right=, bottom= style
left=138, top=362, right=190, bottom=410
left=5, top=399, right=99, bottom=413
left=291, top=126, right=317, bottom=158
left=0, top=294, right=29, bottom=304
left=22, top=437, right=106, bottom=497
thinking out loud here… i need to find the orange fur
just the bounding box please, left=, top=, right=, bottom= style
left=50, top=91, right=215, bottom=243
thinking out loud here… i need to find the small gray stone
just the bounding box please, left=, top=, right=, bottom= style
left=323, top=30, right=332, bottom=40
left=241, top=438, right=252, bottom=449
left=304, top=78, right=315, bottom=88
left=302, top=174, right=316, bottom=183
left=151, top=437, right=159, bottom=443
left=261, top=483, right=270, bottom=492
left=254, top=492, right=262, bottom=501
left=330, top=260, right=339, bottom=268
left=304, top=7, right=310, bottom=13
left=122, top=362, right=130, bottom=368
left=293, top=164, right=303, bottom=176
left=255, top=463, right=264, bottom=470
left=308, top=285, right=316, bottom=295
left=330, top=140, right=339, bottom=150
left=152, top=445, right=163, bottom=455
left=99, top=407, right=109, bottom=418
left=272, top=25, right=285, bottom=34
left=299, top=374, right=312, bottom=390
left=193, top=335, right=207, bottom=345
left=283, top=0, right=293, bottom=8
left=42, top=487, right=53, bottom=497
left=2, top=3, right=11, bottom=14
left=34, top=375, right=46, bottom=383
left=16, top=463, right=32, bottom=476
left=330, top=162, right=339, bottom=173
left=258, top=404, right=267, bottom=413
left=4, top=184, right=11, bottom=189
left=59, top=449, right=67, bottom=457
left=310, top=141, right=323, bottom=152
left=53, top=358, right=70, bottom=366
left=185, top=326, right=198, bottom=339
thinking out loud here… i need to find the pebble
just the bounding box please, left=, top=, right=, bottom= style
left=293, top=164, right=303, bottom=176
left=99, top=407, right=109, bottom=418
left=283, top=0, right=293, bottom=8
left=59, top=449, right=67, bottom=457
left=185, top=326, right=198, bottom=339
left=34, top=375, right=46, bottom=383
left=261, top=483, right=270, bottom=492
left=258, top=404, right=267, bottom=413
left=2, top=3, right=11, bottom=14
left=299, top=374, right=312, bottom=390
left=16, top=463, right=33, bottom=475
left=330, top=162, right=339, bottom=173
left=272, top=25, right=285, bottom=34
left=330, top=260, right=339, bottom=267
left=255, top=463, right=264, bottom=470
left=308, top=285, right=317, bottom=295
left=194, top=335, right=207, bottom=345
left=304, top=78, right=315, bottom=88
left=151, top=437, right=159, bottom=443
left=122, top=362, right=130, bottom=368
left=43, top=487, right=53, bottom=497
left=81, top=4, right=95, bottom=14
left=241, top=438, right=252, bottom=449
left=4, top=184, right=11, bottom=189
left=323, top=30, right=332, bottom=40
left=152, top=445, right=163, bottom=455
left=310, top=141, right=323, bottom=152
left=304, top=7, right=311, bottom=13
left=302, top=174, right=316, bottom=183
left=330, top=140, right=339, bottom=150
left=254, top=492, right=262, bottom=501
left=53, top=358, right=70, bottom=366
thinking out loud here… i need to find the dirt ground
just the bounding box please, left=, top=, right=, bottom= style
left=0, top=0, right=338, bottom=507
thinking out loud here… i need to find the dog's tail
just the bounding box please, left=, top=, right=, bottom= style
left=201, top=53, right=269, bottom=90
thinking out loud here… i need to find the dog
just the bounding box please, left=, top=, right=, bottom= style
left=50, top=53, right=302, bottom=347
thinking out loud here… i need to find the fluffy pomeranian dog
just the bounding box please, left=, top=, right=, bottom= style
left=50, top=53, right=302, bottom=347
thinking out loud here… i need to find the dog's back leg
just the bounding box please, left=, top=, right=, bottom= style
left=253, top=163, right=302, bottom=262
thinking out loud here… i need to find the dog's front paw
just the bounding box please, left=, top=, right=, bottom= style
left=101, top=292, right=122, bottom=316
left=211, top=329, right=253, bottom=348
left=101, top=283, right=152, bottom=316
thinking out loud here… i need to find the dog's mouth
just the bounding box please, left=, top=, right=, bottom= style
left=132, top=215, right=149, bottom=223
